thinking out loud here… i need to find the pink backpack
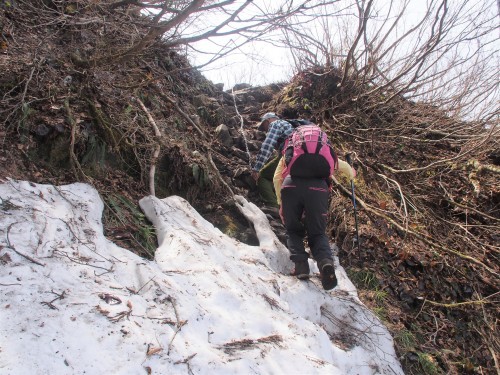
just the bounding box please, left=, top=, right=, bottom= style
left=282, top=124, right=338, bottom=178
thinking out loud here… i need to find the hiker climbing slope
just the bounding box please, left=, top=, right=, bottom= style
left=273, top=123, right=356, bottom=290
left=251, top=113, right=294, bottom=214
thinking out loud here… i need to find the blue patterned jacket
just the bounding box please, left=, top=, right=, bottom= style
left=252, top=119, right=294, bottom=172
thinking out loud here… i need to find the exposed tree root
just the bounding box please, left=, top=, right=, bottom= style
left=135, top=97, right=161, bottom=197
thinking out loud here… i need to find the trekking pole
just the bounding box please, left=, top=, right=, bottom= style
left=345, top=153, right=361, bottom=254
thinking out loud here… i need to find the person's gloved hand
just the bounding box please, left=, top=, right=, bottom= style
left=251, top=170, right=259, bottom=182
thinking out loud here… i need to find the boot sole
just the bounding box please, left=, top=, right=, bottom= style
left=296, top=273, right=311, bottom=280
left=321, top=264, right=337, bottom=290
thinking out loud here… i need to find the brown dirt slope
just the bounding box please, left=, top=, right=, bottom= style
left=1, top=3, right=498, bottom=374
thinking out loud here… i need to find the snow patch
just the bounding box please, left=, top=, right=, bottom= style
left=0, top=180, right=403, bottom=374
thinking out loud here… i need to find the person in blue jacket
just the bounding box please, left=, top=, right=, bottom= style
left=251, top=112, right=294, bottom=215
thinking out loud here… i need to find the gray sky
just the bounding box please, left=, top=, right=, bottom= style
left=189, top=0, right=430, bottom=89
left=186, top=0, right=498, bottom=120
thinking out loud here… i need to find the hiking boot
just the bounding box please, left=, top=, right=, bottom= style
left=318, top=258, right=337, bottom=290
left=290, top=261, right=310, bottom=279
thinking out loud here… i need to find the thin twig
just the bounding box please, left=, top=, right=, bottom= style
left=135, top=276, right=156, bottom=295
left=41, top=290, right=66, bottom=310
left=423, top=298, right=495, bottom=308
left=20, top=62, right=38, bottom=105
left=53, top=250, right=112, bottom=273
left=166, top=295, right=187, bottom=355
left=174, top=353, right=197, bottom=375
left=5, top=222, right=45, bottom=266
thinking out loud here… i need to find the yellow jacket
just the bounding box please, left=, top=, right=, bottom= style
left=273, top=158, right=356, bottom=205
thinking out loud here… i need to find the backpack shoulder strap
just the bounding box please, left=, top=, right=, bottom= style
left=314, top=131, right=325, bottom=154
left=299, top=131, right=308, bottom=153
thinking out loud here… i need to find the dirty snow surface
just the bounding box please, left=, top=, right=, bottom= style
left=0, top=180, right=403, bottom=374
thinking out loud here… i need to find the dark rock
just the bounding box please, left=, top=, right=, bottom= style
left=230, top=147, right=250, bottom=162
left=232, top=83, right=252, bottom=91
left=35, top=123, right=50, bottom=137
left=215, top=124, right=233, bottom=147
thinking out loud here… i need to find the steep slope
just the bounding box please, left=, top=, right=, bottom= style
left=0, top=3, right=498, bottom=374
left=266, top=67, right=499, bottom=374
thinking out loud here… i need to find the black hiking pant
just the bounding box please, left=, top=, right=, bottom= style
left=280, top=176, right=333, bottom=263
